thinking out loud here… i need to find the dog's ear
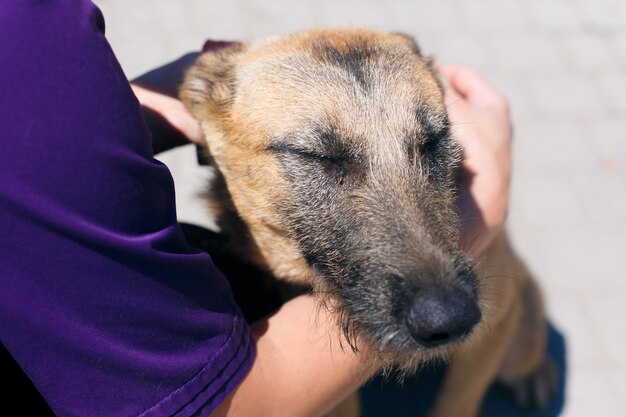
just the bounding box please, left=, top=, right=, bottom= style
left=391, top=32, right=423, bottom=56
left=180, top=42, right=246, bottom=123
left=391, top=32, right=437, bottom=74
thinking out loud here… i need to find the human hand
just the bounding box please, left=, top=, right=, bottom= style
left=131, top=53, right=204, bottom=153
left=439, top=66, right=512, bottom=258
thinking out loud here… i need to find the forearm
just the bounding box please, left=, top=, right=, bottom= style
left=212, top=295, right=375, bottom=417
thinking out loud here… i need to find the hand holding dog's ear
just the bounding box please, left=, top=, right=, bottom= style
left=440, top=66, right=512, bottom=258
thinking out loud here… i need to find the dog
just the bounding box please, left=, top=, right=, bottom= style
left=180, top=28, right=556, bottom=417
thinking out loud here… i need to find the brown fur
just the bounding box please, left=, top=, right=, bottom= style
left=181, top=28, right=555, bottom=417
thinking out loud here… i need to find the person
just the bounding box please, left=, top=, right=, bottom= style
left=0, top=1, right=512, bottom=416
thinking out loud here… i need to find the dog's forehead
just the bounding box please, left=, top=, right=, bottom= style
left=231, top=30, right=446, bottom=146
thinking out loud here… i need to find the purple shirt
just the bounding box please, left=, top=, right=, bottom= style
left=0, top=1, right=254, bottom=416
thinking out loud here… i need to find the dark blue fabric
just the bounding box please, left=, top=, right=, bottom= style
left=360, top=322, right=566, bottom=416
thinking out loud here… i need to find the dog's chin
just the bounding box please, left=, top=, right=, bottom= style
left=312, top=277, right=476, bottom=373
left=355, top=323, right=472, bottom=375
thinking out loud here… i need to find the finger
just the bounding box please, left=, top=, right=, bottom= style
left=440, top=66, right=503, bottom=106
left=132, top=85, right=204, bottom=149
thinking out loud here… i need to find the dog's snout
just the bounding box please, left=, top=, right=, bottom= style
left=406, top=287, right=481, bottom=348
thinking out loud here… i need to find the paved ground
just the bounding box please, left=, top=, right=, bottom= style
left=94, top=1, right=626, bottom=416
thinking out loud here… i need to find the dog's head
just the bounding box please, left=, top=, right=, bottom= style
left=182, top=29, right=481, bottom=369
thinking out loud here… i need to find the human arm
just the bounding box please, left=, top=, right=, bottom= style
left=212, top=295, right=373, bottom=417
left=0, top=2, right=253, bottom=416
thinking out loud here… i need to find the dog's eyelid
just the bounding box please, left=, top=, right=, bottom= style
left=268, top=142, right=320, bottom=157
left=268, top=142, right=346, bottom=163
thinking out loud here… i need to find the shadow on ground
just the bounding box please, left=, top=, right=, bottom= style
left=360, top=323, right=566, bottom=417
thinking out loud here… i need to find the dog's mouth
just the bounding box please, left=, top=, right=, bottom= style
left=324, top=267, right=482, bottom=369
left=366, top=303, right=480, bottom=351
left=351, top=306, right=480, bottom=371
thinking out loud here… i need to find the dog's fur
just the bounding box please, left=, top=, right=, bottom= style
left=180, top=29, right=556, bottom=417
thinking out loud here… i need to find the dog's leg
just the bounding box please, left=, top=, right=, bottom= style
left=426, top=296, right=521, bottom=417
left=426, top=233, right=524, bottom=417
left=497, top=272, right=558, bottom=409
left=427, top=233, right=557, bottom=417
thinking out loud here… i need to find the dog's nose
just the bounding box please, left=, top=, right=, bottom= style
left=406, top=287, right=481, bottom=347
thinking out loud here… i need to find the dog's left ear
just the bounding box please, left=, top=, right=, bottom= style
left=180, top=42, right=247, bottom=124
left=391, top=32, right=423, bottom=56
left=391, top=32, right=437, bottom=74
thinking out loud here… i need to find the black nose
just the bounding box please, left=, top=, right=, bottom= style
left=406, top=287, right=481, bottom=347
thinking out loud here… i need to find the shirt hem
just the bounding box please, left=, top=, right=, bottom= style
left=138, top=310, right=255, bottom=417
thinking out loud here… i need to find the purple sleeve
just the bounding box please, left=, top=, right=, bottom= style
left=0, top=1, right=255, bottom=416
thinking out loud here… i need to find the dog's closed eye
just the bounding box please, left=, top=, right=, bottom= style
left=268, top=143, right=348, bottom=185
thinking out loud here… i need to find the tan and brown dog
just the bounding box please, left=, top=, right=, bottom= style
left=180, top=29, right=556, bottom=417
